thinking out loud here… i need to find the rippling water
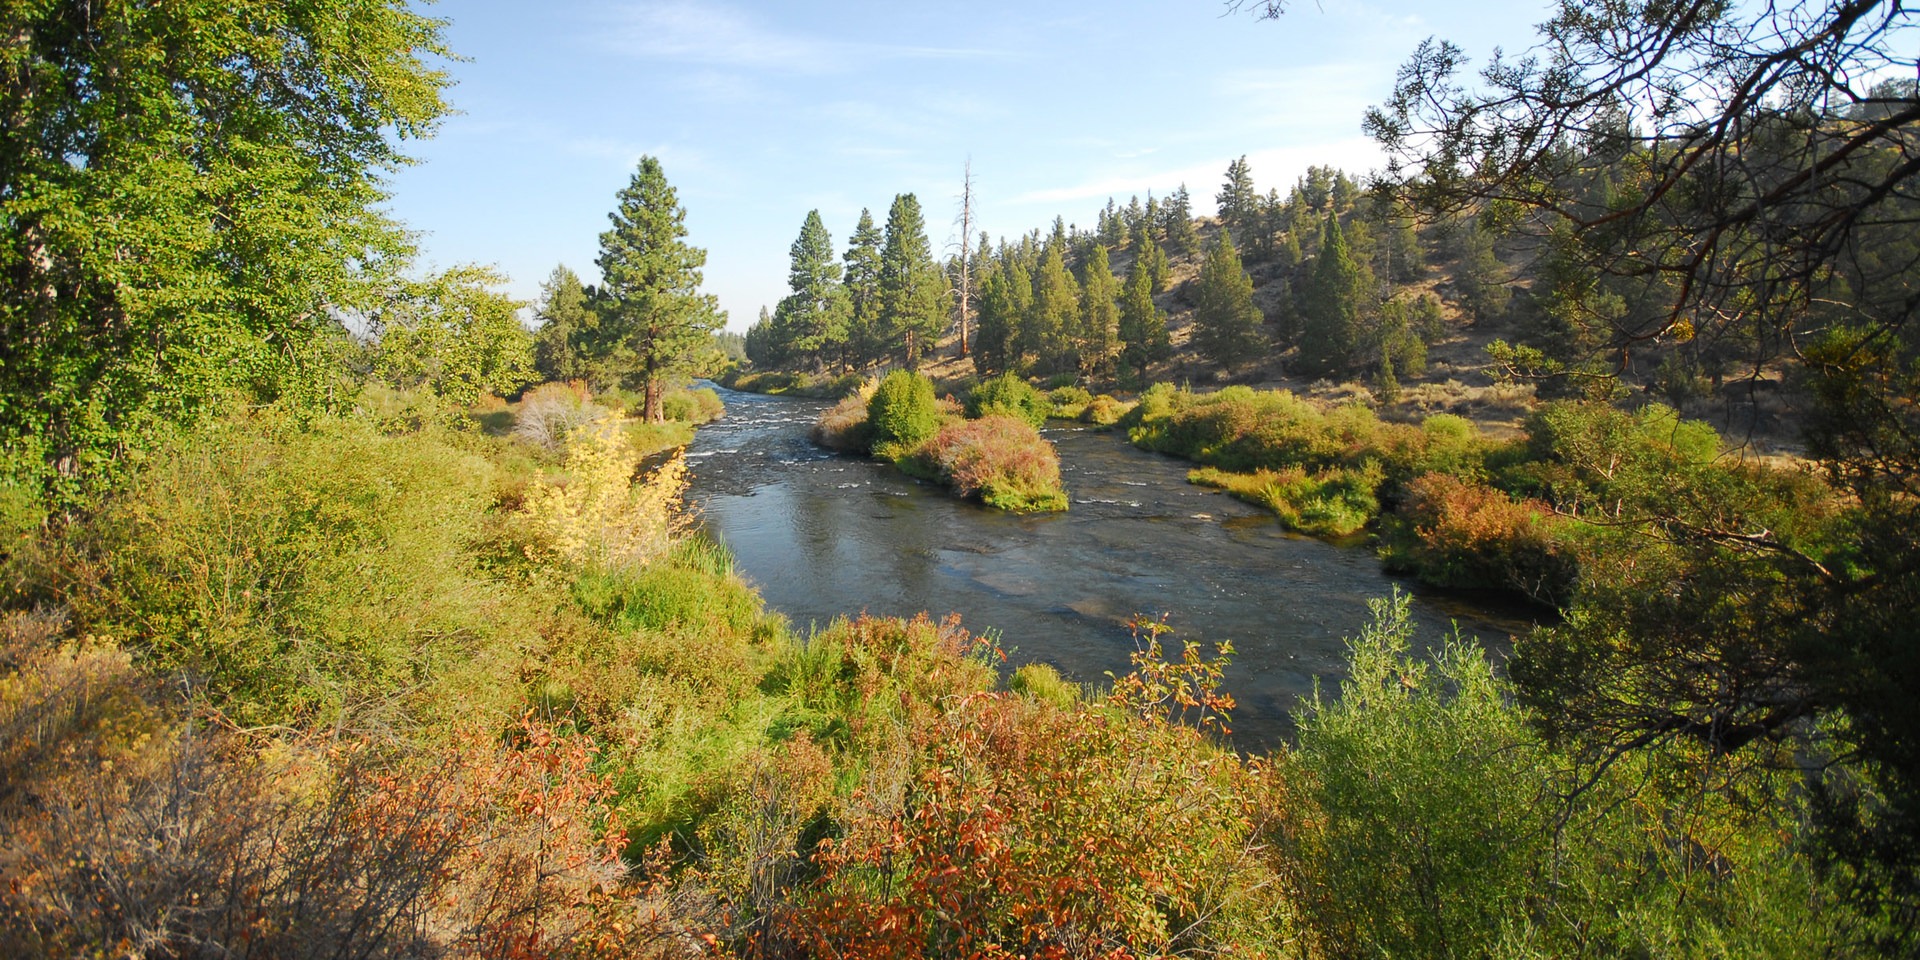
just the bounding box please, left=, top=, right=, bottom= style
left=685, top=383, right=1537, bottom=750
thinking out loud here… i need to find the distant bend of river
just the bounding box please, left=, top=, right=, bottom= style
left=684, top=383, right=1538, bottom=750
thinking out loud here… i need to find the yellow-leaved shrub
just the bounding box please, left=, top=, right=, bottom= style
left=516, top=413, right=686, bottom=570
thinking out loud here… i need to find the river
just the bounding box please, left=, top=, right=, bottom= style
left=684, top=384, right=1537, bottom=750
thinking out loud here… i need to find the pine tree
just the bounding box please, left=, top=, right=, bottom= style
left=842, top=209, right=885, bottom=368
left=1077, top=244, right=1121, bottom=379
left=973, top=258, right=1018, bottom=376
left=1295, top=214, right=1367, bottom=377
left=1028, top=243, right=1080, bottom=374
left=1164, top=184, right=1199, bottom=258
left=533, top=265, right=595, bottom=383
left=1118, top=247, right=1170, bottom=383
left=1216, top=156, right=1259, bottom=250
left=745, top=305, right=783, bottom=368
left=878, top=193, right=947, bottom=367
left=594, top=156, right=723, bottom=422
left=772, top=210, right=850, bottom=370
left=1192, top=230, right=1265, bottom=370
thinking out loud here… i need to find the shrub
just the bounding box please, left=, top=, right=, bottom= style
left=866, top=370, right=940, bottom=456
left=1393, top=471, right=1575, bottom=602
left=514, top=412, right=687, bottom=572
left=1079, top=394, right=1132, bottom=426
left=662, top=385, right=726, bottom=423
left=785, top=693, right=1286, bottom=957
left=514, top=381, right=610, bottom=450
left=921, top=415, right=1068, bottom=512
left=812, top=393, right=872, bottom=451
left=1048, top=384, right=1093, bottom=408
left=965, top=372, right=1049, bottom=428
left=53, top=414, right=507, bottom=729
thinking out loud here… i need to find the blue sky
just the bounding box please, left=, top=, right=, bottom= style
left=385, top=0, right=1547, bottom=331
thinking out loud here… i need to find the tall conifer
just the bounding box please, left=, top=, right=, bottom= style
left=1192, top=230, right=1265, bottom=369
left=878, top=194, right=947, bottom=367
left=842, top=209, right=884, bottom=368
left=772, top=210, right=849, bottom=370
left=594, top=156, right=722, bottom=421
left=1295, top=214, right=1367, bottom=377
left=1077, top=244, right=1121, bottom=378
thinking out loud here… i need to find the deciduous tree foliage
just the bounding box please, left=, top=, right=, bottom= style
left=593, top=156, right=722, bottom=422
left=367, top=266, right=533, bottom=407
left=0, top=0, right=453, bottom=502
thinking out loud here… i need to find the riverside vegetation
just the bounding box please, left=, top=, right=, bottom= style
left=5, top=0, right=1919, bottom=954
left=3, top=383, right=1896, bottom=957
left=812, top=370, right=1069, bottom=513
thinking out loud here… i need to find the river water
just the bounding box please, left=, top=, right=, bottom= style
left=684, top=384, right=1536, bottom=750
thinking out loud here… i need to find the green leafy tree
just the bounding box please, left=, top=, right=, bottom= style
left=878, top=194, right=947, bottom=367
left=771, top=210, right=851, bottom=370
left=1076, top=245, right=1122, bottom=379
left=367, top=266, right=533, bottom=406
left=1295, top=215, right=1368, bottom=377
left=593, top=156, right=723, bottom=422
left=0, top=0, right=453, bottom=503
left=532, top=265, right=595, bottom=383
left=841, top=209, right=885, bottom=369
left=1192, top=230, right=1265, bottom=369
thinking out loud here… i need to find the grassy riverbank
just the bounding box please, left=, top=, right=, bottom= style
left=0, top=384, right=1897, bottom=957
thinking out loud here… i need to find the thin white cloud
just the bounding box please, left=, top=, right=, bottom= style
left=603, top=2, right=1004, bottom=73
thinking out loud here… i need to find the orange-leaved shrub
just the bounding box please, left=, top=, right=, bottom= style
left=921, top=414, right=1067, bottom=512
left=777, top=692, right=1287, bottom=959
left=0, top=608, right=651, bottom=959
left=1393, top=472, right=1576, bottom=603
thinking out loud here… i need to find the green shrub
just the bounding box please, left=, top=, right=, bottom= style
left=662, top=386, right=726, bottom=423
left=55, top=413, right=516, bottom=729
left=866, top=370, right=940, bottom=456
left=1078, top=394, right=1132, bottom=427
left=1008, top=662, right=1080, bottom=708
left=1047, top=384, right=1093, bottom=409
left=966, top=373, right=1050, bottom=428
